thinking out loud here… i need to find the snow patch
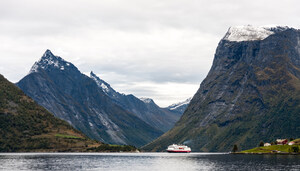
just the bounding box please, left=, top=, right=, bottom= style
left=29, top=62, right=39, bottom=73
left=223, top=25, right=289, bottom=42
left=100, top=83, right=109, bottom=92
left=90, top=72, right=111, bottom=94
left=140, top=97, right=153, bottom=104
left=168, top=97, right=191, bottom=110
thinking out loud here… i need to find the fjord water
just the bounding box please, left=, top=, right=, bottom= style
left=0, top=153, right=299, bottom=171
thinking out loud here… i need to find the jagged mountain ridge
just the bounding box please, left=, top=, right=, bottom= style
left=0, top=74, right=101, bottom=152
left=143, top=26, right=300, bottom=152
left=90, top=72, right=183, bottom=132
left=17, top=50, right=163, bottom=147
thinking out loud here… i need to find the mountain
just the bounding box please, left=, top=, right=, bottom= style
left=0, top=74, right=101, bottom=152
left=166, top=98, right=191, bottom=114
left=143, top=25, right=300, bottom=152
left=17, top=50, right=162, bottom=147
left=90, top=72, right=182, bottom=132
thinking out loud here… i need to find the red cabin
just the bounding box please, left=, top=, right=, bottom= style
left=276, top=139, right=288, bottom=145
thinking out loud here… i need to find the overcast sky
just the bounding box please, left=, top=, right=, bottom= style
left=0, top=0, right=299, bottom=107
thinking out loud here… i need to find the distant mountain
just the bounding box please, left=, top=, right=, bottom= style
left=143, top=26, right=300, bottom=152
left=166, top=98, right=191, bottom=114
left=17, top=50, right=162, bottom=147
left=90, top=72, right=182, bottom=132
left=0, top=74, right=100, bottom=152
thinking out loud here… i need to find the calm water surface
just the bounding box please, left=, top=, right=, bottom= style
left=0, top=152, right=299, bottom=171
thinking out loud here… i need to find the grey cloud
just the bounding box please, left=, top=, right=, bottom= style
left=1, top=0, right=299, bottom=106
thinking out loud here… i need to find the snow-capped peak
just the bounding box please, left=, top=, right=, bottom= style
left=29, top=49, right=71, bottom=73
left=167, top=97, right=191, bottom=111
left=223, top=25, right=289, bottom=42
left=140, top=97, right=154, bottom=104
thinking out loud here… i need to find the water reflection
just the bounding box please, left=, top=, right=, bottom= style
left=137, top=153, right=216, bottom=171
left=0, top=153, right=299, bottom=171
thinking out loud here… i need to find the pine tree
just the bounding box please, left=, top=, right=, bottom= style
left=259, top=141, right=264, bottom=147
left=232, top=144, right=238, bottom=152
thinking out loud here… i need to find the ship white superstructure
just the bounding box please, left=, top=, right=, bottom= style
left=167, top=144, right=191, bottom=153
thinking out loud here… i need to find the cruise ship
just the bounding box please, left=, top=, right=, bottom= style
left=166, top=144, right=191, bottom=153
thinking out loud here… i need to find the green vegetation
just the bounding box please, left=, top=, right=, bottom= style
left=240, top=145, right=300, bottom=154
left=88, top=144, right=138, bottom=152
left=291, top=146, right=299, bottom=153
left=0, top=74, right=101, bottom=152
left=0, top=74, right=140, bottom=152
left=55, top=134, right=83, bottom=139
left=292, top=138, right=300, bottom=144
left=238, top=139, right=300, bottom=154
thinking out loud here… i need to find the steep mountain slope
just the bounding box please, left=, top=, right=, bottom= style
left=17, top=50, right=162, bottom=147
left=143, top=26, right=300, bottom=152
left=90, top=72, right=182, bottom=132
left=0, top=74, right=101, bottom=152
left=166, top=98, right=191, bottom=115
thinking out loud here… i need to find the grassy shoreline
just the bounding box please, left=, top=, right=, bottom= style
left=232, top=144, right=300, bottom=155
left=231, top=138, right=300, bottom=155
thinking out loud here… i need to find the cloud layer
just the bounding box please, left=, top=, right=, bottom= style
left=1, top=0, right=299, bottom=106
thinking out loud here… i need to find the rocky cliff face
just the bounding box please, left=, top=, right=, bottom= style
left=90, top=72, right=182, bottom=132
left=143, top=26, right=300, bottom=152
left=17, top=50, right=162, bottom=147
